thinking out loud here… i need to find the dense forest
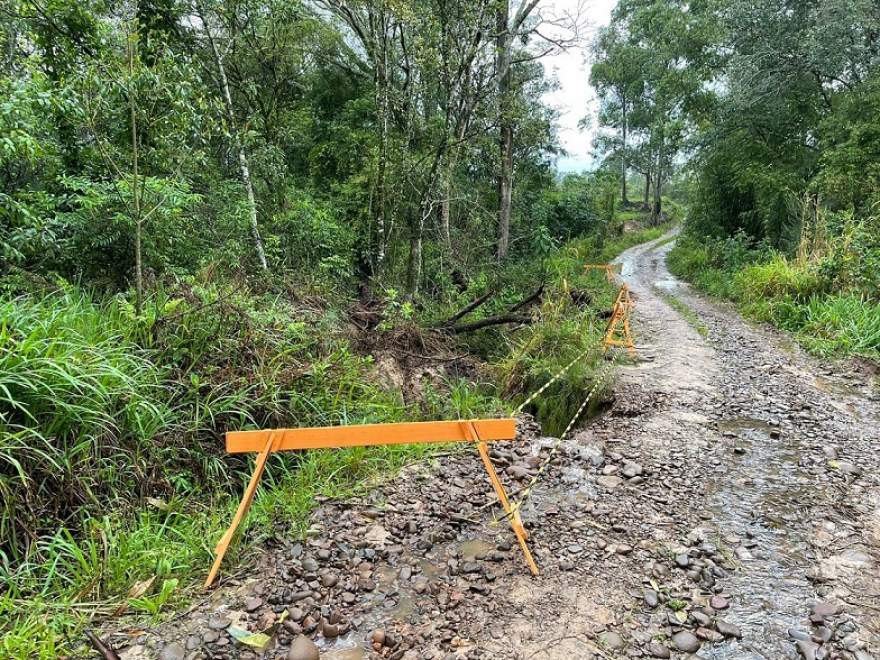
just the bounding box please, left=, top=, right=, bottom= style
left=2, top=0, right=879, bottom=656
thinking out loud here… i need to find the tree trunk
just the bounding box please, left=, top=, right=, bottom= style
left=498, top=121, right=513, bottom=259
left=373, top=18, right=389, bottom=270
left=439, top=170, right=451, bottom=248
left=652, top=164, right=663, bottom=226
left=199, top=2, right=268, bottom=272
left=643, top=172, right=650, bottom=208
left=128, top=27, right=143, bottom=316
left=620, top=97, right=628, bottom=204
left=495, top=4, right=513, bottom=261
left=406, top=214, right=424, bottom=295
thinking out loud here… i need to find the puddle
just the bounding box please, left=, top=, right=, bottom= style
left=702, top=420, right=815, bottom=659
left=388, top=592, right=415, bottom=620
left=375, top=564, right=396, bottom=588
left=459, top=538, right=493, bottom=560
left=813, top=375, right=860, bottom=397
left=320, top=633, right=367, bottom=659
left=416, top=557, right=445, bottom=579
left=654, top=278, right=679, bottom=291
left=716, top=417, right=774, bottom=435
left=323, top=650, right=367, bottom=660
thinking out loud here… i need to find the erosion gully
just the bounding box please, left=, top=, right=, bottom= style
left=103, top=232, right=879, bottom=660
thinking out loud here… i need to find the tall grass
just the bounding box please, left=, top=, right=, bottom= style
left=669, top=232, right=880, bottom=361
left=0, top=292, right=171, bottom=555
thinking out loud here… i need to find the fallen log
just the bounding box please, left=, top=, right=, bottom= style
left=508, top=284, right=545, bottom=313
left=438, top=290, right=494, bottom=327
left=447, top=314, right=533, bottom=334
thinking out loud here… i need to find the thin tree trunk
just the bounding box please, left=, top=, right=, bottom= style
left=644, top=172, right=650, bottom=208
left=128, top=26, right=143, bottom=316
left=374, top=18, right=389, bottom=270
left=620, top=96, right=628, bottom=204
left=199, top=2, right=268, bottom=272
left=406, top=213, right=424, bottom=295
left=652, top=163, right=663, bottom=226
left=496, top=4, right=513, bottom=261
left=439, top=169, right=451, bottom=247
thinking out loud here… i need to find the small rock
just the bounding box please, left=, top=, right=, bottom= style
left=599, top=631, right=625, bottom=650
left=710, top=595, right=729, bottom=610
left=644, top=589, right=659, bottom=608
left=321, top=573, right=339, bottom=588
left=288, top=634, right=320, bottom=660
left=692, top=610, right=711, bottom=627
left=647, top=642, right=671, bottom=658
left=207, top=616, right=230, bottom=630
left=811, top=601, right=839, bottom=618
left=244, top=596, right=263, bottom=612
left=671, top=631, right=700, bottom=653
left=159, top=643, right=186, bottom=660
left=715, top=619, right=742, bottom=639
left=372, top=629, right=386, bottom=646
left=597, top=475, right=623, bottom=490
left=796, top=639, right=819, bottom=660
left=675, top=553, right=690, bottom=568
left=836, top=461, right=861, bottom=476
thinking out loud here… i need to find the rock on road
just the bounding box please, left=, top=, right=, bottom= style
left=111, top=232, right=879, bottom=660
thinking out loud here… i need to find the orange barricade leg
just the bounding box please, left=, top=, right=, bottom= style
left=466, top=422, right=539, bottom=576
left=603, top=284, right=637, bottom=357
left=205, top=433, right=277, bottom=587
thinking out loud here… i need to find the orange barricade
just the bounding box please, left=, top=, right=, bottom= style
left=603, top=284, right=637, bottom=356
left=585, top=263, right=622, bottom=283
left=205, top=418, right=538, bottom=587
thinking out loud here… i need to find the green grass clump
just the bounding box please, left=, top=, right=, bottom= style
left=0, top=291, right=172, bottom=554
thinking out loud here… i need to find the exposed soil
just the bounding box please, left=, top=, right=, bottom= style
left=98, top=233, right=880, bottom=660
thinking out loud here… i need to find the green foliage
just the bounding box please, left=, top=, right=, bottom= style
left=669, top=228, right=880, bottom=361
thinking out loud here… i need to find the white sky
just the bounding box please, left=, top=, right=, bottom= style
left=540, top=0, right=617, bottom=172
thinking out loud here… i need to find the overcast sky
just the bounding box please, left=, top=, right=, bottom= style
left=540, top=0, right=617, bottom=173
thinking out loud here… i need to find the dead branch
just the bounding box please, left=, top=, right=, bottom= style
left=84, top=631, right=121, bottom=660
left=508, top=284, right=544, bottom=313
left=447, top=314, right=533, bottom=334
left=438, top=290, right=494, bottom=326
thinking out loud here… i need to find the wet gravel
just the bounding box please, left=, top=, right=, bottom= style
left=102, top=233, right=879, bottom=660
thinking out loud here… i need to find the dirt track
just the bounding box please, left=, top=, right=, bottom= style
left=108, top=233, right=880, bottom=660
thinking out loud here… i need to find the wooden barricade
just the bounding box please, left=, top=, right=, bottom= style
left=205, top=418, right=538, bottom=587
left=603, top=284, right=637, bottom=356
left=584, top=263, right=622, bottom=283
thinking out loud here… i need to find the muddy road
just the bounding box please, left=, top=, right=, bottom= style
left=108, top=233, right=879, bottom=660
